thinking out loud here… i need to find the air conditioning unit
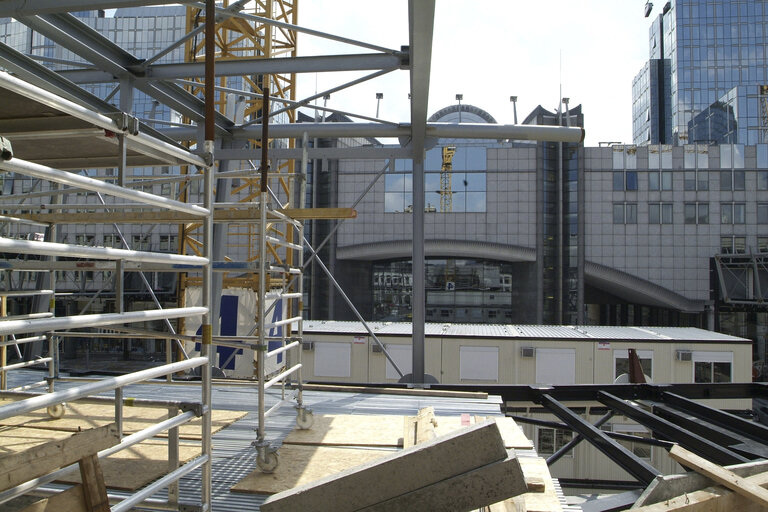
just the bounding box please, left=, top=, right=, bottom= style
left=520, top=347, right=535, bottom=358
left=302, top=342, right=314, bottom=351
left=676, top=350, right=692, bottom=361
left=371, top=344, right=383, bottom=353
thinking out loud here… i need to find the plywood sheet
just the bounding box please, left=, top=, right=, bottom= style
left=0, top=426, right=73, bottom=456
left=56, top=439, right=201, bottom=491
left=231, top=444, right=393, bottom=495
left=282, top=414, right=404, bottom=447
left=0, top=400, right=246, bottom=440
left=282, top=413, right=532, bottom=450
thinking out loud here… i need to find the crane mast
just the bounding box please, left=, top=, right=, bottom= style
left=440, top=145, right=456, bottom=212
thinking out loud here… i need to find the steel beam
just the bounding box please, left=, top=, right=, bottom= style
left=597, top=391, right=749, bottom=465
left=59, top=53, right=405, bottom=83
left=0, top=0, right=181, bottom=16
left=159, top=122, right=584, bottom=143
left=536, top=393, right=660, bottom=485
left=17, top=13, right=233, bottom=134
left=660, top=392, right=768, bottom=443
left=652, top=402, right=768, bottom=459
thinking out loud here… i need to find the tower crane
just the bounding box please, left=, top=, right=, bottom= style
left=440, top=145, right=456, bottom=212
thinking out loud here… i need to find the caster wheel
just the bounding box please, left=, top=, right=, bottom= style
left=257, top=451, right=279, bottom=473
left=296, top=409, right=314, bottom=430
left=47, top=403, right=65, bottom=419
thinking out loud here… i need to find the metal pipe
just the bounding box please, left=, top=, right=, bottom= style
left=0, top=158, right=209, bottom=217
left=0, top=237, right=207, bottom=265
left=264, top=364, right=302, bottom=391
left=0, top=307, right=207, bottom=337
left=111, top=455, right=209, bottom=512
left=412, top=157, right=425, bottom=384
left=0, top=357, right=51, bottom=372
left=266, top=340, right=299, bottom=359
left=0, top=357, right=206, bottom=421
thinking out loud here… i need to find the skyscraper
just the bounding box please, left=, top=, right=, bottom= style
left=633, top=0, right=768, bottom=145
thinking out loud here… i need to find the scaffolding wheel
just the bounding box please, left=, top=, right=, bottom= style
left=296, top=407, right=314, bottom=430
left=46, top=403, right=65, bottom=419
left=256, top=450, right=279, bottom=473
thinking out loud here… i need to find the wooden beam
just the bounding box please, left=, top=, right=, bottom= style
left=631, top=472, right=768, bottom=512
left=277, top=207, right=357, bottom=220
left=78, top=454, right=110, bottom=512
left=18, top=484, right=87, bottom=512
left=669, top=444, right=768, bottom=508
left=0, top=423, right=118, bottom=491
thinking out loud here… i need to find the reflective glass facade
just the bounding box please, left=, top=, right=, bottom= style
left=633, top=0, right=768, bottom=145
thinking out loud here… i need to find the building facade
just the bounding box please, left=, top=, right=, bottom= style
left=633, top=0, right=768, bottom=145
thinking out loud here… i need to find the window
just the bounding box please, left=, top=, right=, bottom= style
left=132, top=235, right=150, bottom=251
left=684, top=203, right=709, bottom=224
left=75, top=234, right=95, bottom=246
left=536, top=427, right=573, bottom=455
left=159, top=234, right=178, bottom=252
left=613, top=203, right=637, bottom=224
left=759, top=171, right=768, bottom=190
left=610, top=424, right=653, bottom=460
left=103, top=234, right=120, bottom=248
left=649, top=203, right=673, bottom=224
left=614, top=349, right=653, bottom=381
left=721, top=203, right=746, bottom=224
left=692, top=351, right=732, bottom=383
left=759, top=237, right=768, bottom=253
left=459, top=346, right=499, bottom=381
left=720, top=170, right=745, bottom=191
left=760, top=204, right=768, bottom=224
left=721, top=236, right=747, bottom=254
left=536, top=348, right=575, bottom=385
left=613, top=171, right=638, bottom=191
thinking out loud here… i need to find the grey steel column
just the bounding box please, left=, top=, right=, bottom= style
left=412, top=157, right=425, bottom=385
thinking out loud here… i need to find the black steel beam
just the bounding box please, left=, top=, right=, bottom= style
left=660, top=391, right=768, bottom=443
left=536, top=393, right=660, bottom=485
left=597, top=391, right=748, bottom=465
left=547, top=411, right=614, bottom=465
left=508, top=414, right=674, bottom=448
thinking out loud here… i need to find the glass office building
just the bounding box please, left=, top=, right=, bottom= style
left=633, top=0, right=768, bottom=145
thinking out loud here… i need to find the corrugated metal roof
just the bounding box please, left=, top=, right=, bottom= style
left=302, top=321, right=750, bottom=343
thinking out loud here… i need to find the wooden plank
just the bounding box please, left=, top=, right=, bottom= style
left=0, top=424, right=118, bottom=491
left=516, top=457, right=562, bottom=512
left=17, top=484, right=87, bottom=512
left=277, top=207, right=357, bottom=220
left=631, top=472, right=768, bottom=512
left=635, top=459, right=768, bottom=507
left=669, top=444, right=768, bottom=508
left=359, top=453, right=529, bottom=512
left=78, top=454, right=109, bottom=512
left=403, top=407, right=437, bottom=449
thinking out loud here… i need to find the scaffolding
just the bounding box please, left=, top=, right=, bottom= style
left=0, top=70, right=215, bottom=510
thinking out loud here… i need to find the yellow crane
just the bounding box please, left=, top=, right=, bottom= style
left=440, top=145, right=456, bottom=212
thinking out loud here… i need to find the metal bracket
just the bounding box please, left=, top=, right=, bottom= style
left=107, top=112, right=140, bottom=136
left=0, top=136, right=13, bottom=160
left=179, top=401, right=205, bottom=417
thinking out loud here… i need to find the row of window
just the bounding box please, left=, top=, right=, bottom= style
left=612, top=201, right=768, bottom=224
left=613, top=169, right=768, bottom=191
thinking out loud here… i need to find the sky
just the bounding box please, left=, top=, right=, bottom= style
left=295, top=1, right=652, bottom=147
